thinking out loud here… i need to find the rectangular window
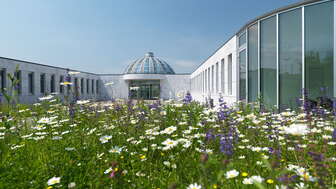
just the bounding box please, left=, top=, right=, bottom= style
left=211, top=65, right=214, bottom=93
left=1, top=68, right=6, bottom=92
left=201, top=72, right=203, bottom=93
left=228, top=54, right=233, bottom=95
left=221, top=59, right=225, bottom=94
left=205, top=70, right=207, bottom=93
left=28, top=72, right=34, bottom=94
left=40, top=74, right=46, bottom=94
left=14, top=70, right=22, bottom=95
left=208, top=68, right=211, bottom=93
left=279, top=8, right=302, bottom=109
left=96, top=80, right=99, bottom=94
left=205, top=70, right=206, bottom=93
left=239, top=50, right=247, bottom=100
left=81, top=78, right=84, bottom=94
left=67, top=76, right=71, bottom=94
left=74, top=78, right=79, bottom=93
left=60, top=76, right=64, bottom=94
left=50, top=75, right=55, bottom=93
left=260, top=16, right=277, bottom=108
left=305, top=1, right=334, bottom=99
left=216, top=62, right=219, bottom=92
left=92, top=79, right=94, bottom=94
left=87, top=79, right=90, bottom=94
left=239, top=32, right=247, bottom=47
left=203, top=71, right=205, bottom=93
left=248, top=23, right=259, bottom=102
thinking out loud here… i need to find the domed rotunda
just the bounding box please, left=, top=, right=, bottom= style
left=124, top=52, right=175, bottom=75
left=123, top=52, right=181, bottom=100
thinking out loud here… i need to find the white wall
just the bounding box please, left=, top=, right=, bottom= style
left=0, top=34, right=239, bottom=106
left=0, top=58, right=101, bottom=104
left=161, top=74, right=190, bottom=100
left=100, top=74, right=190, bottom=100
left=99, top=75, right=128, bottom=100
left=190, top=35, right=238, bottom=106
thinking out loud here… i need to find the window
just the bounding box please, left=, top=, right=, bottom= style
left=239, top=32, right=247, bottom=47
left=81, top=78, right=84, bottom=94
left=203, top=72, right=205, bottom=93
left=211, top=65, right=214, bottom=93
left=205, top=70, right=207, bottom=93
left=50, top=75, right=55, bottom=93
left=248, top=23, right=259, bottom=102
left=144, top=59, right=150, bottom=73
left=74, top=78, right=79, bottom=93
left=279, top=8, right=302, bottom=109
left=1, top=69, right=6, bottom=92
left=208, top=68, right=211, bottom=93
left=66, top=76, right=71, bottom=94
left=87, top=79, right=90, bottom=94
left=60, top=76, right=64, bottom=94
left=92, top=79, right=94, bottom=94
left=239, top=50, right=247, bottom=100
left=28, top=72, right=34, bottom=94
left=305, top=1, right=334, bottom=99
left=228, top=54, right=233, bottom=95
left=216, top=62, right=219, bottom=92
left=221, top=59, right=225, bottom=94
left=260, top=16, right=277, bottom=108
left=96, top=80, right=99, bottom=94
left=40, top=74, right=46, bottom=94
left=14, top=70, right=21, bottom=95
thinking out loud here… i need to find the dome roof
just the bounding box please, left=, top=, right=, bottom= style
left=124, top=52, right=175, bottom=74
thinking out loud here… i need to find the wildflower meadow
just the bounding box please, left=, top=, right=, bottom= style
left=0, top=94, right=336, bottom=189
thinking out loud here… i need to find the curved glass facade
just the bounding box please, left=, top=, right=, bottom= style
left=239, top=49, right=246, bottom=100
left=305, top=1, right=334, bottom=99
left=260, top=16, right=277, bottom=108
left=279, top=8, right=302, bottom=109
left=238, top=0, right=334, bottom=109
left=248, top=24, right=259, bottom=102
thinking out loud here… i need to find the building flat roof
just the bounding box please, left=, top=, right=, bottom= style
left=0, top=56, right=99, bottom=76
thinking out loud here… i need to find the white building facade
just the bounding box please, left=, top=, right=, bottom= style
left=0, top=0, right=335, bottom=109
left=191, top=0, right=336, bottom=109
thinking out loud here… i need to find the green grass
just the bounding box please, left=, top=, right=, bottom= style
left=0, top=99, right=335, bottom=189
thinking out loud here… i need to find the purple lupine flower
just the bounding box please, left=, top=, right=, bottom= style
left=148, top=103, right=159, bottom=110
left=301, top=88, right=312, bottom=113
left=183, top=91, right=192, bottom=104
left=289, top=175, right=299, bottom=182
left=218, top=96, right=226, bottom=107
left=217, top=110, right=226, bottom=121
left=220, top=136, right=233, bottom=156
left=114, top=104, right=122, bottom=111
left=332, top=99, right=336, bottom=116
left=69, top=102, right=75, bottom=119
left=217, top=105, right=231, bottom=121
left=205, top=130, right=215, bottom=141
left=218, top=96, right=224, bottom=103
left=308, top=151, right=324, bottom=162
left=332, top=128, right=336, bottom=142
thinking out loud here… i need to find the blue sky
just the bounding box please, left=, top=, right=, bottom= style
left=0, top=0, right=299, bottom=74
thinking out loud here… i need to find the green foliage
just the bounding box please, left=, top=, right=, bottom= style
left=1, top=65, right=21, bottom=107
left=0, top=99, right=335, bottom=188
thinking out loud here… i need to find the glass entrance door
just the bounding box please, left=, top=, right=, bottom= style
left=129, top=80, right=160, bottom=100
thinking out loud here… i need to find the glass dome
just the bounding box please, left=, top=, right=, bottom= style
left=124, top=52, right=175, bottom=74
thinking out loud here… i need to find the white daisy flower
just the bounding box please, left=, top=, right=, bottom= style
left=225, top=169, right=239, bottom=179
left=186, top=183, right=202, bottom=189
left=47, top=176, right=61, bottom=186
